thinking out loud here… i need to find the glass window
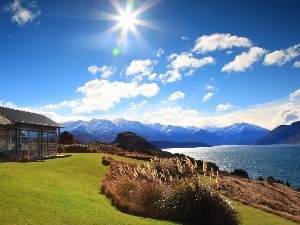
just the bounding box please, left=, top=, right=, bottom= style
left=7, top=130, right=15, bottom=151
left=49, top=133, right=57, bottom=143
left=28, top=131, right=39, bottom=157
left=21, top=130, right=29, bottom=150
left=48, top=132, right=57, bottom=156
left=29, top=131, right=39, bottom=151
left=0, top=130, right=6, bottom=150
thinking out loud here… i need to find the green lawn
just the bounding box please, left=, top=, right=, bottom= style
left=0, top=154, right=297, bottom=225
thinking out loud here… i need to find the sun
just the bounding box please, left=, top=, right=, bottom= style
left=118, top=7, right=136, bottom=29
left=99, top=0, right=162, bottom=56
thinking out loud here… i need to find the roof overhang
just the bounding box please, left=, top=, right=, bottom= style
left=0, top=114, right=13, bottom=125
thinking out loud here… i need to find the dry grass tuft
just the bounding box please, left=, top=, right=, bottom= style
left=101, top=156, right=240, bottom=225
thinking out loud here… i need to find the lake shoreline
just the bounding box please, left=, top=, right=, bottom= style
left=163, top=144, right=300, bottom=189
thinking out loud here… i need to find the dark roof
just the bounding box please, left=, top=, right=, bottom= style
left=0, top=106, right=61, bottom=127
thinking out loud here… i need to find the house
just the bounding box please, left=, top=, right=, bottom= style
left=0, top=106, right=62, bottom=158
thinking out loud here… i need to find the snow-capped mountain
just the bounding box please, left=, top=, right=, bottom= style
left=213, top=122, right=270, bottom=144
left=61, top=119, right=270, bottom=145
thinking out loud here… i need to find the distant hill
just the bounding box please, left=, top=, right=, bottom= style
left=111, top=131, right=158, bottom=153
left=256, top=121, right=300, bottom=145
left=151, top=140, right=211, bottom=149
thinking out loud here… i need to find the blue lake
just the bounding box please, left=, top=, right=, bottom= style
left=164, top=144, right=300, bottom=189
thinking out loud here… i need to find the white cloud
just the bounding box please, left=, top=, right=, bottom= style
left=205, top=85, right=216, bottom=90
left=125, top=59, right=157, bottom=81
left=216, top=103, right=234, bottom=111
left=159, top=53, right=214, bottom=83
left=264, top=44, right=300, bottom=66
left=0, top=102, right=90, bottom=123
left=181, top=36, right=188, bottom=40
left=293, top=61, right=300, bottom=68
left=37, top=110, right=93, bottom=124
left=99, top=65, right=116, bottom=78
left=0, top=100, right=17, bottom=108
left=289, top=89, right=300, bottom=101
left=158, top=70, right=182, bottom=83
left=128, top=100, right=148, bottom=111
left=168, top=52, right=215, bottom=71
left=168, top=91, right=185, bottom=101
left=88, top=65, right=116, bottom=78
left=142, top=96, right=299, bottom=130
left=277, top=106, right=300, bottom=124
left=203, top=93, right=213, bottom=102
left=222, top=47, right=267, bottom=72
left=4, top=0, right=41, bottom=26
left=143, top=106, right=201, bottom=126
left=185, top=70, right=195, bottom=76
left=87, top=65, right=99, bottom=75
left=44, top=100, right=81, bottom=110
left=226, top=50, right=233, bottom=55
left=74, top=79, right=159, bottom=113
left=153, top=48, right=164, bottom=57
left=193, top=33, right=252, bottom=54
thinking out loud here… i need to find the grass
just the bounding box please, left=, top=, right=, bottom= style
left=234, top=201, right=297, bottom=225
left=0, top=153, right=297, bottom=225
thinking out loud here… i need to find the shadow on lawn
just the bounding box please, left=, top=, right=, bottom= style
left=0, top=154, right=72, bottom=163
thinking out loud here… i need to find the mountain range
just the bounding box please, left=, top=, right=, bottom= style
left=61, top=119, right=270, bottom=146
left=255, top=121, right=300, bottom=145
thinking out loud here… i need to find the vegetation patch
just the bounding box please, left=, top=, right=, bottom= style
left=101, top=156, right=240, bottom=225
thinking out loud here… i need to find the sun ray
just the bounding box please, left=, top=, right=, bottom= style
left=131, top=0, right=161, bottom=18
left=94, top=0, right=165, bottom=56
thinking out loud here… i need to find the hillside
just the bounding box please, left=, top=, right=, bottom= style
left=0, top=154, right=297, bottom=225
left=111, top=131, right=159, bottom=153
left=256, top=121, right=300, bottom=145
left=280, top=132, right=300, bottom=144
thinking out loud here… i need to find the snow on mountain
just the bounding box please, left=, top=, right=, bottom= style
left=214, top=123, right=270, bottom=144
left=61, top=119, right=270, bottom=145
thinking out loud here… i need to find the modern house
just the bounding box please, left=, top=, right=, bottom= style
left=0, top=106, right=62, bottom=158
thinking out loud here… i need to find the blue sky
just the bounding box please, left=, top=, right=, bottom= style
left=1, top=0, right=300, bottom=129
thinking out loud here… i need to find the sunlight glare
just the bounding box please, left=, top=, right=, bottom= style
left=118, top=7, right=135, bottom=29
left=99, top=0, right=162, bottom=56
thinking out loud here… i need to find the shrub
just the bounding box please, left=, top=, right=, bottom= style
left=61, top=144, right=88, bottom=153
left=0, top=151, right=8, bottom=161
left=101, top=156, right=241, bottom=225
left=231, top=169, right=249, bottom=179
left=154, top=177, right=240, bottom=225
left=59, top=131, right=75, bottom=145
left=20, top=155, right=32, bottom=163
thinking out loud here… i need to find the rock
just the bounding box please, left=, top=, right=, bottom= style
left=256, top=176, right=264, bottom=181
left=266, top=176, right=276, bottom=185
